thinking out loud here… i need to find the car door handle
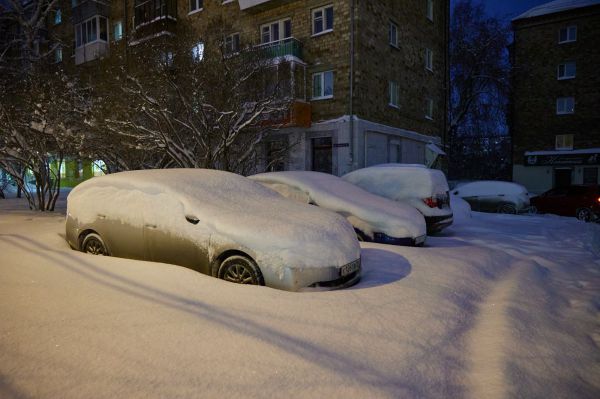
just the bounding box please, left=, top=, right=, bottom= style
left=145, top=224, right=157, bottom=229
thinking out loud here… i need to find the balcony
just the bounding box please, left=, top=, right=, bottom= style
left=131, top=0, right=177, bottom=43
left=255, top=38, right=303, bottom=61
left=71, top=0, right=111, bottom=24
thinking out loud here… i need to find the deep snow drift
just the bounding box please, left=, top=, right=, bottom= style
left=1, top=195, right=599, bottom=398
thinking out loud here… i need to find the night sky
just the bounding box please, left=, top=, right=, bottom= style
left=477, top=0, right=554, bottom=20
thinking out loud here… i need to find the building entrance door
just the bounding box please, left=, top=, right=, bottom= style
left=554, top=168, right=572, bottom=188
left=311, top=137, right=332, bottom=174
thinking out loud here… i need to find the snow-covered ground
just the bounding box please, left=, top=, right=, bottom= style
left=1, top=194, right=599, bottom=398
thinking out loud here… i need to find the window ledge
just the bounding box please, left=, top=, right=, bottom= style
left=311, top=29, right=333, bottom=38
left=425, top=66, right=434, bottom=72
left=390, top=43, right=400, bottom=50
left=188, top=8, right=204, bottom=16
left=557, top=76, right=575, bottom=80
left=312, top=95, right=333, bottom=101
left=556, top=111, right=574, bottom=115
left=558, top=39, right=576, bottom=44
left=425, top=116, right=433, bottom=120
left=388, top=103, right=400, bottom=109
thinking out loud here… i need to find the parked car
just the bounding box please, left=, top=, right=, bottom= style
left=451, top=181, right=531, bottom=214
left=342, top=164, right=453, bottom=234
left=66, top=169, right=362, bottom=291
left=530, top=185, right=600, bottom=222
left=249, top=171, right=427, bottom=246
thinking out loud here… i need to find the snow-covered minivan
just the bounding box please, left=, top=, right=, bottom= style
left=342, top=164, right=453, bottom=234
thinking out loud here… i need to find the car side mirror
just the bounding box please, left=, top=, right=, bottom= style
left=185, top=215, right=200, bottom=225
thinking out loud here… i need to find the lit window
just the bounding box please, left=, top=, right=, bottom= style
left=559, top=25, right=577, bottom=43
left=427, top=0, right=433, bottom=21
left=192, top=42, right=204, bottom=62
left=54, top=9, right=62, bottom=25
left=190, top=0, right=203, bottom=13
left=389, top=21, right=398, bottom=48
left=261, top=19, right=291, bottom=44
left=312, top=71, right=334, bottom=100
left=556, top=97, right=575, bottom=114
left=114, top=21, right=123, bottom=41
left=557, top=62, right=576, bottom=79
left=224, top=33, right=240, bottom=54
left=161, top=51, right=174, bottom=67
left=425, top=48, right=433, bottom=71
left=425, top=98, right=434, bottom=119
left=555, top=134, right=574, bottom=150
left=312, top=5, right=333, bottom=35
left=389, top=81, right=399, bottom=108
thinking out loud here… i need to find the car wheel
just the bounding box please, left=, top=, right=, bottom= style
left=497, top=204, right=517, bottom=214
left=218, top=255, right=264, bottom=286
left=576, top=208, right=592, bottom=222
left=81, top=233, right=108, bottom=256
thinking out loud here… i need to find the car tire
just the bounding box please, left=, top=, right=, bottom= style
left=218, top=255, right=264, bottom=286
left=576, top=208, right=592, bottom=222
left=497, top=204, right=517, bottom=214
left=81, top=233, right=109, bottom=256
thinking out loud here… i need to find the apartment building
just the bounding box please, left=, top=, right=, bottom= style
left=511, top=0, right=600, bottom=193
left=34, top=0, right=449, bottom=176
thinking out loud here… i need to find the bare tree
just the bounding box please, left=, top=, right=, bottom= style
left=448, top=0, right=512, bottom=180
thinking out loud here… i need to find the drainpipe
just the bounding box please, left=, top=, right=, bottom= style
left=348, top=0, right=355, bottom=169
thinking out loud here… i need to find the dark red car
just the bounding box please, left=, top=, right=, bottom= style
left=530, top=185, right=600, bottom=222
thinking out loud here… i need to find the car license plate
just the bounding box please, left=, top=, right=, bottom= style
left=340, top=260, right=359, bottom=277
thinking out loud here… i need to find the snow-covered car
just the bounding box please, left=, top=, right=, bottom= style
left=249, top=171, right=427, bottom=246
left=452, top=181, right=530, bottom=214
left=65, top=169, right=361, bottom=291
left=342, top=164, right=453, bottom=234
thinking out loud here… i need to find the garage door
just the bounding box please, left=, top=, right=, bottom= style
left=366, top=132, right=388, bottom=167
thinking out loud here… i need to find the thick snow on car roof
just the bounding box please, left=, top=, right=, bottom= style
left=342, top=165, right=450, bottom=199
left=454, top=181, right=528, bottom=197
left=250, top=171, right=426, bottom=238
left=67, top=169, right=359, bottom=268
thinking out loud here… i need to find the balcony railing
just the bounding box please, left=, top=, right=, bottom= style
left=255, top=37, right=303, bottom=61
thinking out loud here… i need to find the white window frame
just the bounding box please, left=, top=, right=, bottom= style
left=389, top=81, right=400, bottom=108
left=191, top=42, right=204, bottom=62
left=559, top=25, right=577, bottom=43
left=189, top=0, right=203, bottom=14
left=389, top=21, right=399, bottom=48
left=75, top=16, right=109, bottom=48
left=557, top=61, right=576, bottom=80
left=427, top=0, right=434, bottom=21
left=260, top=18, right=292, bottom=44
left=312, top=70, right=334, bottom=100
left=425, top=98, right=434, bottom=120
left=555, top=134, right=574, bottom=150
left=425, top=48, right=433, bottom=71
left=113, top=20, right=123, bottom=41
left=224, top=32, right=240, bottom=54
left=556, top=97, right=575, bottom=115
left=312, top=5, right=334, bottom=36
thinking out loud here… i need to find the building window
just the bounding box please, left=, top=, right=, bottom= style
left=559, top=25, right=577, bottom=43
left=160, top=51, right=174, bottom=67
left=555, top=134, right=574, bottom=150
left=224, top=33, right=240, bottom=54
left=556, top=97, right=575, bottom=114
left=389, top=81, right=399, bottom=108
left=312, top=5, right=333, bottom=36
left=426, top=0, right=434, bottom=21
left=54, top=9, right=62, bottom=25
left=425, top=48, right=433, bottom=71
left=389, top=21, right=399, bottom=48
left=191, top=42, right=204, bottom=62
left=557, top=62, right=576, bottom=80
left=189, top=0, right=203, bottom=13
left=583, top=167, right=598, bottom=184
left=134, top=0, right=176, bottom=27
left=114, top=21, right=123, bottom=41
left=261, top=19, right=291, bottom=44
left=312, top=71, right=333, bottom=100
left=75, top=16, right=109, bottom=48
left=425, top=98, right=434, bottom=119
left=54, top=46, right=62, bottom=63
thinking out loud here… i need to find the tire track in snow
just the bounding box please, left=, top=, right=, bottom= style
left=465, top=260, right=530, bottom=399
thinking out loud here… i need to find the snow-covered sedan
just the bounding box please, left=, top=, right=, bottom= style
left=65, top=169, right=361, bottom=291
left=452, top=181, right=531, bottom=214
left=342, top=164, right=453, bottom=234
left=249, top=171, right=427, bottom=246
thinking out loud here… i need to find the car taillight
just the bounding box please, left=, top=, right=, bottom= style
left=423, top=197, right=438, bottom=208
left=597, top=196, right=600, bottom=203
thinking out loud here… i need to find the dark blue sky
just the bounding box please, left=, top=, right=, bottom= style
left=477, top=0, right=553, bottom=20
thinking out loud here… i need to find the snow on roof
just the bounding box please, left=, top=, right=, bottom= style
left=68, top=169, right=359, bottom=269
left=513, top=0, right=600, bottom=21
left=525, top=148, right=600, bottom=155
left=250, top=171, right=426, bottom=239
